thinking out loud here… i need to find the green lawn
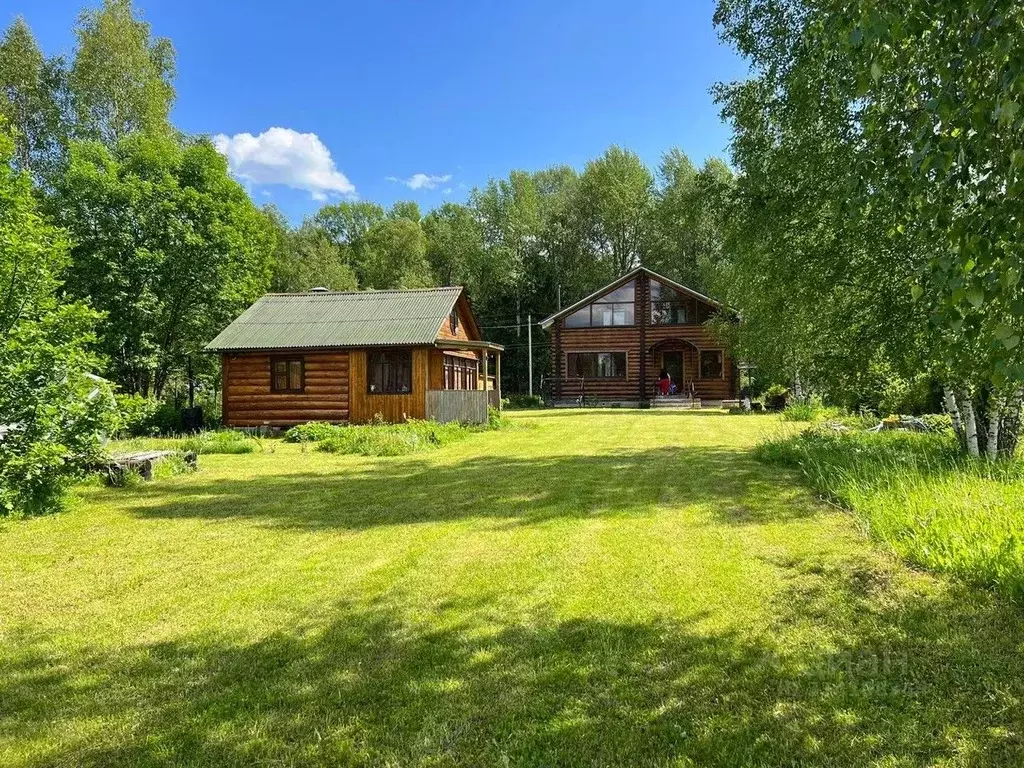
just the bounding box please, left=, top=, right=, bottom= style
left=2, top=410, right=1023, bottom=766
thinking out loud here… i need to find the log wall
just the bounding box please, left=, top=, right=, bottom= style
left=549, top=273, right=737, bottom=401
left=222, top=350, right=350, bottom=426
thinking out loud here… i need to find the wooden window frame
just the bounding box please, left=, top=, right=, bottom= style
left=270, top=356, right=306, bottom=393
left=699, top=349, right=725, bottom=380
left=565, top=351, right=629, bottom=379
left=367, top=348, right=413, bottom=395
left=442, top=353, right=479, bottom=391
left=562, top=280, right=637, bottom=328
left=650, top=280, right=693, bottom=326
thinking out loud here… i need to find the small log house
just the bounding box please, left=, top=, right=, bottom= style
left=206, top=287, right=503, bottom=426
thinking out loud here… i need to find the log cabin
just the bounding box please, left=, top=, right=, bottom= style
left=539, top=266, right=739, bottom=406
left=205, top=286, right=503, bottom=426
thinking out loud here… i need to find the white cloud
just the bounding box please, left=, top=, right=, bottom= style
left=388, top=172, right=452, bottom=191
left=442, top=187, right=453, bottom=195
left=212, top=127, right=355, bottom=200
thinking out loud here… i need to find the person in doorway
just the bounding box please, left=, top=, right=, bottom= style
left=658, top=368, right=671, bottom=396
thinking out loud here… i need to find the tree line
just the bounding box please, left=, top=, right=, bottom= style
left=3, top=0, right=732, bottom=401
left=708, top=0, right=1024, bottom=458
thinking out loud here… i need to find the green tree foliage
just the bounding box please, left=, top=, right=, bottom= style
left=69, top=0, right=175, bottom=145
left=578, top=145, right=654, bottom=277
left=423, top=202, right=484, bottom=286
left=0, top=17, right=66, bottom=178
left=0, top=128, right=110, bottom=516
left=268, top=213, right=358, bottom=293
left=711, top=0, right=1024, bottom=456
left=51, top=133, right=276, bottom=397
left=648, top=151, right=734, bottom=290
left=359, top=217, right=433, bottom=289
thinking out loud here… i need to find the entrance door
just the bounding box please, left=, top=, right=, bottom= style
left=662, top=351, right=684, bottom=390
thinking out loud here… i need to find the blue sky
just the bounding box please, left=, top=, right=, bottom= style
left=17, top=0, right=748, bottom=223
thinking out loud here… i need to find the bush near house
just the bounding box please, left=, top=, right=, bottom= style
left=284, top=416, right=502, bottom=457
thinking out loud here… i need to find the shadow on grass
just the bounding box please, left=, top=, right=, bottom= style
left=114, top=446, right=815, bottom=530
left=6, top=571, right=1024, bottom=767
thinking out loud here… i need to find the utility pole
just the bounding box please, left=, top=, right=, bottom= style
left=527, top=314, right=533, bottom=397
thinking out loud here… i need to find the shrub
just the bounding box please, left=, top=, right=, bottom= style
left=316, top=419, right=475, bottom=457
left=283, top=422, right=340, bottom=443
left=781, top=401, right=816, bottom=422
left=488, top=406, right=504, bottom=430
left=763, top=384, right=789, bottom=411
left=756, top=428, right=1024, bottom=600
left=0, top=132, right=115, bottom=517
left=180, top=430, right=259, bottom=455
left=505, top=394, right=545, bottom=410
left=114, top=394, right=160, bottom=437
left=781, top=396, right=842, bottom=422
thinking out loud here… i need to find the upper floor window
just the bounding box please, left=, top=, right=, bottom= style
left=368, top=349, right=412, bottom=394
left=270, top=357, right=305, bottom=393
left=449, top=309, right=459, bottom=336
left=563, top=280, right=636, bottom=328
left=650, top=280, right=690, bottom=325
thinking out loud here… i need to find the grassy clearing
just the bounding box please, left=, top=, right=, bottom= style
left=3, top=410, right=1024, bottom=766
left=757, top=427, right=1024, bottom=600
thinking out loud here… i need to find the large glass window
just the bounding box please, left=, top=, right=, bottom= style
left=700, top=350, right=724, bottom=379
left=650, top=280, right=690, bottom=325
left=270, top=357, right=304, bottom=393
left=562, top=280, right=636, bottom=327
left=567, top=352, right=627, bottom=378
left=368, top=349, right=412, bottom=393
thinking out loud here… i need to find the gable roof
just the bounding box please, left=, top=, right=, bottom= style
left=538, top=266, right=727, bottom=329
left=205, top=286, right=465, bottom=352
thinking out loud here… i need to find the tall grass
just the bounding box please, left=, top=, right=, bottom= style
left=284, top=419, right=486, bottom=457
left=756, top=427, right=1024, bottom=600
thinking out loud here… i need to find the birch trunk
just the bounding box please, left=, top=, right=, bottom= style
left=998, top=387, right=1024, bottom=457
left=959, top=391, right=980, bottom=458
left=985, top=393, right=1002, bottom=460
left=943, top=386, right=965, bottom=450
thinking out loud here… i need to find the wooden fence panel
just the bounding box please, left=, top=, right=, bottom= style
left=426, top=390, right=489, bottom=424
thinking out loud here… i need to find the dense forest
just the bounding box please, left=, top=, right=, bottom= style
left=0, top=0, right=734, bottom=406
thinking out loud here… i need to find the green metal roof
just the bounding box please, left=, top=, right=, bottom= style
left=205, top=287, right=464, bottom=352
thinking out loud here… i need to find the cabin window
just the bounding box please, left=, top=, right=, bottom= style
left=567, top=351, right=627, bottom=379
left=368, top=349, right=412, bottom=394
left=700, top=350, right=724, bottom=379
left=270, top=357, right=305, bottom=393
left=443, top=354, right=479, bottom=390
left=562, top=280, right=636, bottom=328
left=449, top=309, right=459, bottom=336
left=650, top=280, right=690, bottom=325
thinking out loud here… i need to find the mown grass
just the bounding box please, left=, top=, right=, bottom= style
left=3, top=410, right=1024, bottom=766
left=757, top=427, right=1024, bottom=600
